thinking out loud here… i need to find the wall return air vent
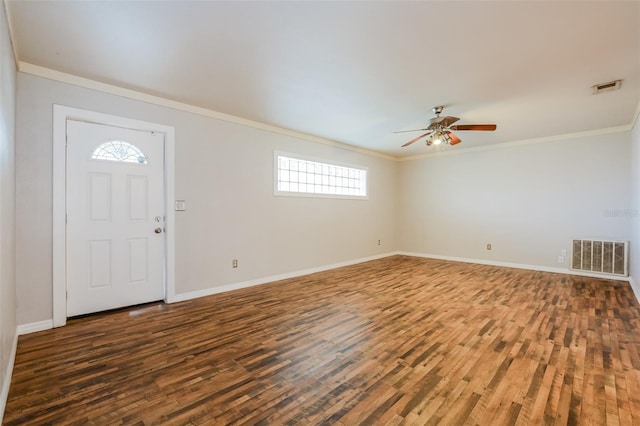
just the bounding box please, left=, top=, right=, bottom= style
left=571, top=239, right=628, bottom=277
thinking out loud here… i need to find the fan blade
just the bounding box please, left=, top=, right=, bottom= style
left=448, top=132, right=462, bottom=145
left=401, top=132, right=430, bottom=147
left=450, top=124, right=496, bottom=131
left=393, top=128, right=429, bottom=134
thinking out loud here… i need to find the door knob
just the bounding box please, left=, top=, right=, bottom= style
left=154, top=227, right=163, bottom=234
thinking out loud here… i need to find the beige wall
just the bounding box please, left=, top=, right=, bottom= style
left=0, top=0, right=17, bottom=416
left=399, top=132, right=632, bottom=268
left=630, top=115, right=640, bottom=293
left=11, top=65, right=640, bottom=329
left=14, top=69, right=639, bottom=327
left=15, top=72, right=400, bottom=325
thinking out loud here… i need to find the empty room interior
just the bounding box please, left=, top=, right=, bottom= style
left=1, top=1, right=640, bottom=424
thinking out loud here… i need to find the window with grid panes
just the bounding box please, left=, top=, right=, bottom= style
left=275, top=153, right=367, bottom=199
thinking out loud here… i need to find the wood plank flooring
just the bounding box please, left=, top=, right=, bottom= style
left=5, top=255, right=640, bottom=425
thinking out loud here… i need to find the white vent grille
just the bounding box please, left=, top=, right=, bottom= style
left=571, top=239, right=628, bottom=276
left=592, top=79, right=622, bottom=94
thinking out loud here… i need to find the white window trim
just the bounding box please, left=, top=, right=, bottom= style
left=273, top=150, right=369, bottom=200
left=52, top=105, right=176, bottom=327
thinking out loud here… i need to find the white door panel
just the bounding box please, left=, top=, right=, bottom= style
left=66, top=119, right=165, bottom=317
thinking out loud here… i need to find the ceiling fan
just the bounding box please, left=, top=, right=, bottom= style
left=396, top=106, right=496, bottom=147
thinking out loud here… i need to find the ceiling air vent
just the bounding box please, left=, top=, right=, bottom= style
left=592, top=79, right=622, bottom=94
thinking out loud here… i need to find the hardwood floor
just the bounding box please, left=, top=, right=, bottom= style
left=5, top=255, right=640, bottom=425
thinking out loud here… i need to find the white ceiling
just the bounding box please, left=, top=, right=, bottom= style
left=6, top=1, right=640, bottom=158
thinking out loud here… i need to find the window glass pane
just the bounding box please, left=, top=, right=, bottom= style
left=276, top=154, right=367, bottom=198
left=92, top=140, right=147, bottom=164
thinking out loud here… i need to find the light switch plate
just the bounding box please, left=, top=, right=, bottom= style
left=175, top=200, right=186, bottom=211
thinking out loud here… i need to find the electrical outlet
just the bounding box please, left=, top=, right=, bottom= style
left=558, top=256, right=565, bottom=263
left=377, top=239, right=381, bottom=246
left=561, top=249, right=567, bottom=257
left=487, top=243, right=492, bottom=250
left=232, top=259, right=238, bottom=268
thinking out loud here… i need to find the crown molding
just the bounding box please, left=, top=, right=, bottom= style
left=632, top=97, right=640, bottom=132
left=16, top=62, right=638, bottom=164
left=18, top=62, right=398, bottom=162
left=399, top=124, right=633, bottom=162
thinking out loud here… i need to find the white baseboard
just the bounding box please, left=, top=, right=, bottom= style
left=14, top=251, right=636, bottom=336
left=397, top=251, right=631, bottom=281
left=169, top=252, right=397, bottom=303
left=16, top=319, right=53, bottom=336
left=629, top=276, right=640, bottom=304
left=0, top=330, right=18, bottom=423
left=171, top=251, right=634, bottom=304
left=14, top=254, right=398, bottom=334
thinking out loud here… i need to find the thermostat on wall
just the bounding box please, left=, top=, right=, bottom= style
left=175, top=200, right=187, bottom=211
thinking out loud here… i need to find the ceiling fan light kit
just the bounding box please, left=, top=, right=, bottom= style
left=427, top=130, right=447, bottom=146
left=396, top=106, right=497, bottom=148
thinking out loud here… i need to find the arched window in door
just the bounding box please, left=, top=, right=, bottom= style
left=92, top=140, right=148, bottom=164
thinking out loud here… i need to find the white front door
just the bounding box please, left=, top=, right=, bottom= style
left=66, top=119, right=165, bottom=317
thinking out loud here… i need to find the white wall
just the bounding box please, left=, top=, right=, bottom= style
left=15, top=72, right=399, bottom=325
left=399, top=132, right=632, bottom=269
left=630, top=114, right=640, bottom=294
left=0, top=0, right=17, bottom=418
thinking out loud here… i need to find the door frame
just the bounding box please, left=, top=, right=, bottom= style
left=52, top=105, right=176, bottom=327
